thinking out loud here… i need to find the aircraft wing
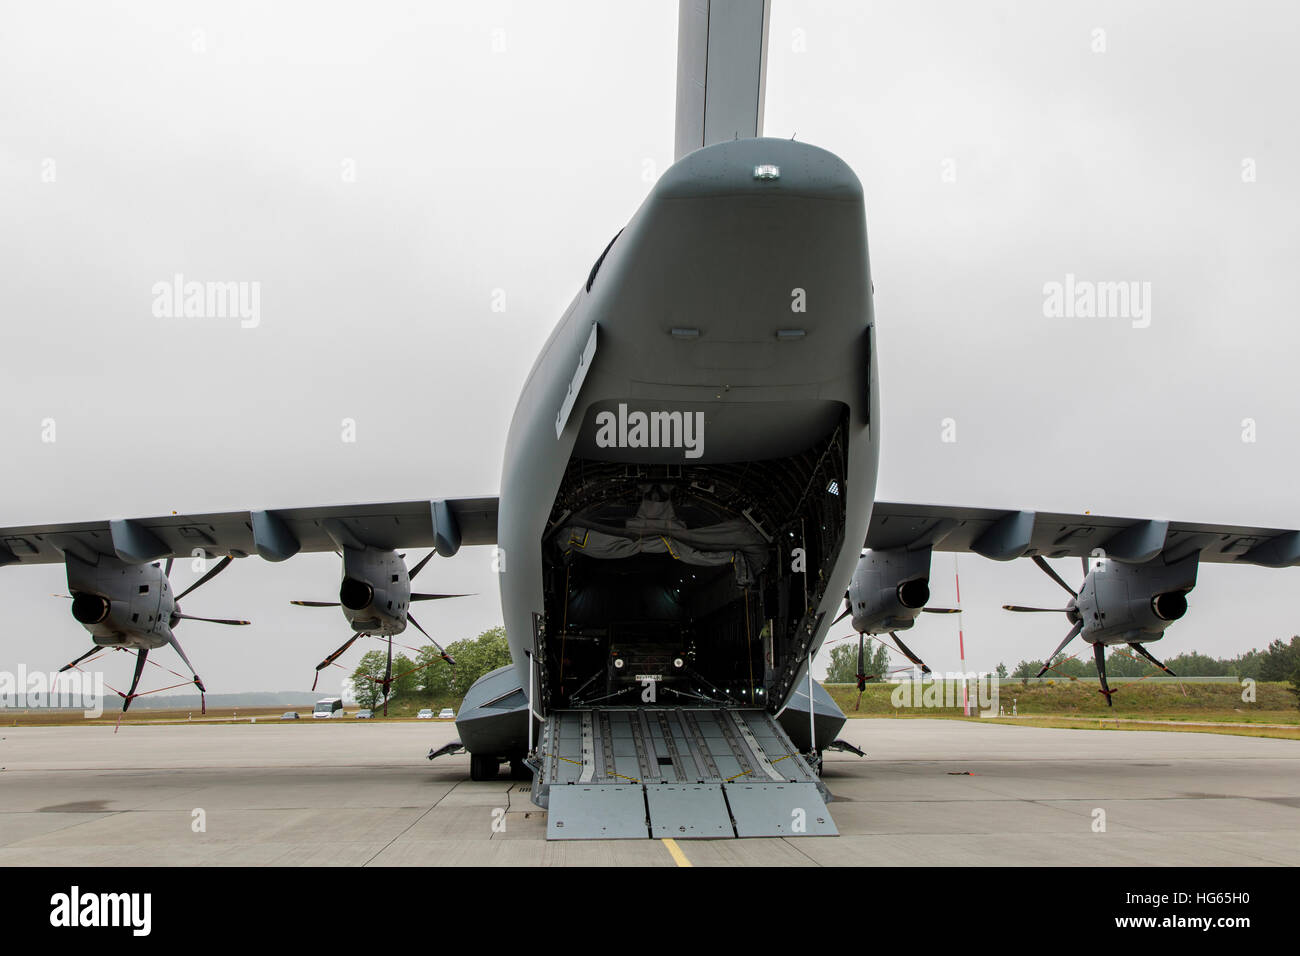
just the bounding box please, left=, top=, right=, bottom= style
left=866, top=502, right=1300, bottom=568
left=0, top=497, right=499, bottom=567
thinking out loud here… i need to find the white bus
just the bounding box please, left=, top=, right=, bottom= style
left=313, top=697, right=343, bottom=718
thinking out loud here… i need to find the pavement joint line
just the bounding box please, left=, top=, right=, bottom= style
left=780, top=836, right=823, bottom=867
left=361, top=779, right=464, bottom=866
left=6, top=808, right=132, bottom=845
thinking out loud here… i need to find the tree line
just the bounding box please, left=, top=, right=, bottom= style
left=1010, top=635, right=1300, bottom=682
left=825, top=635, right=1300, bottom=688
left=348, top=626, right=511, bottom=711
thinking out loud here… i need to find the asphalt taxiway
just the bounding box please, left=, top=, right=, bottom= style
left=1, top=719, right=1296, bottom=866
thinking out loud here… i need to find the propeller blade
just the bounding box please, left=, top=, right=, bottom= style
left=174, top=555, right=234, bottom=602
left=410, top=593, right=471, bottom=602
left=1128, top=642, right=1176, bottom=677
left=833, top=590, right=853, bottom=627
left=890, top=631, right=932, bottom=675
left=291, top=600, right=340, bottom=608
left=1002, top=605, right=1069, bottom=613
left=173, top=614, right=249, bottom=626
left=854, top=632, right=866, bottom=709
left=406, top=611, right=455, bottom=665
left=315, top=633, right=363, bottom=674
left=1094, top=641, right=1115, bottom=707
left=122, top=649, right=149, bottom=712
left=407, top=551, right=437, bottom=582
left=382, top=634, right=393, bottom=717
left=1032, top=555, right=1078, bottom=599
left=59, top=645, right=101, bottom=673
left=166, top=634, right=207, bottom=713
left=920, top=607, right=960, bottom=614
left=855, top=632, right=866, bottom=693
left=1034, top=620, right=1084, bottom=677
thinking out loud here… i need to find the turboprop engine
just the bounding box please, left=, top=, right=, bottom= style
left=830, top=547, right=960, bottom=694
left=1003, top=553, right=1198, bottom=705
left=58, top=551, right=248, bottom=713
left=291, top=546, right=466, bottom=704
left=843, top=547, right=940, bottom=635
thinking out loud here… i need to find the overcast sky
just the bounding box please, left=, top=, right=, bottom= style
left=2, top=0, right=1298, bottom=696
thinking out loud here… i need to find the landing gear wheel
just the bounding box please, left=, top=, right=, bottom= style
left=470, top=753, right=499, bottom=780
left=509, top=758, right=532, bottom=781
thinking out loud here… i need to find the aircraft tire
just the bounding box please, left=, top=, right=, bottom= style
left=470, top=753, right=499, bottom=780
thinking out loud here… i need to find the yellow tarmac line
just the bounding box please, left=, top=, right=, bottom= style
left=662, top=838, right=692, bottom=867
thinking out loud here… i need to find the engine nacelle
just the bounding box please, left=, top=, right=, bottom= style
left=1076, top=553, right=1198, bottom=644
left=846, top=547, right=933, bottom=635
left=339, top=546, right=410, bottom=635
left=64, top=552, right=174, bottom=645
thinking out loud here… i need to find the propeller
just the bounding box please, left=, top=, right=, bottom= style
left=58, top=645, right=101, bottom=673
left=1093, top=641, right=1114, bottom=705
left=1006, top=555, right=1180, bottom=705
left=173, top=555, right=234, bottom=601
left=362, top=625, right=454, bottom=714
left=312, top=633, right=365, bottom=691
left=889, top=631, right=931, bottom=675
left=166, top=555, right=246, bottom=712
left=377, top=635, right=394, bottom=716
left=174, top=613, right=249, bottom=625
left=1032, top=555, right=1077, bottom=598
left=1037, top=620, right=1085, bottom=675
left=121, top=649, right=149, bottom=713
left=57, top=553, right=244, bottom=717
left=853, top=632, right=867, bottom=709
left=832, top=591, right=852, bottom=627
left=850, top=631, right=925, bottom=711
left=406, top=611, right=455, bottom=665
left=408, top=551, right=437, bottom=581
left=1128, top=641, right=1177, bottom=676
left=1003, top=558, right=1106, bottom=703
left=294, top=551, right=464, bottom=693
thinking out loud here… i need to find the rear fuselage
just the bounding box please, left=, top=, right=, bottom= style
left=497, top=138, right=879, bottom=714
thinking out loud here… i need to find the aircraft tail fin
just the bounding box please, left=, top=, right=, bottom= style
left=674, top=0, right=772, bottom=162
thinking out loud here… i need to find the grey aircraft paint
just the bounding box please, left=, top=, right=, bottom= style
left=4, top=0, right=1300, bottom=831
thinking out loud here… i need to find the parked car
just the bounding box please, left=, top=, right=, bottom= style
left=355, top=709, right=373, bottom=720
left=280, top=711, right=300, bottom=720
left=438, top=708, right=455, bottom=719
left=417, top=709, right=434, bottom=719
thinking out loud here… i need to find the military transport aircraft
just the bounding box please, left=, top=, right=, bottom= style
left=4, top=1, right=1297, bottom=839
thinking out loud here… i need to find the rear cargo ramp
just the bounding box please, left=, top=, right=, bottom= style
left=536, top=707, right=837, bottom=840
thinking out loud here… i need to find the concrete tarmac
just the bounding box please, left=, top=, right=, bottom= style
left=1, top=718, right=1296, bottom=866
